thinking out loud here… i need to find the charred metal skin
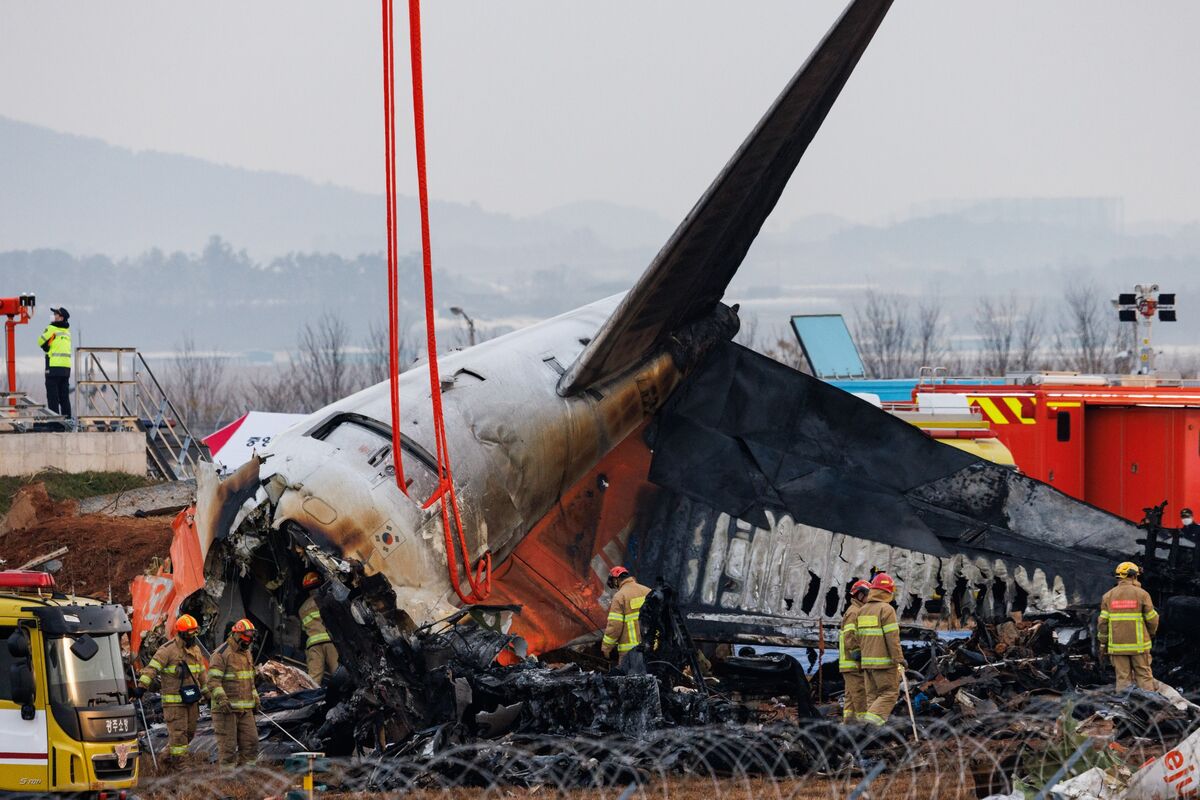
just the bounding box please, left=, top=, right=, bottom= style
left=196, top=298, right=737, bottom=628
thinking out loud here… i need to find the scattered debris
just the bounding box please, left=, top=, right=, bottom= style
left=76, top=478, right=194, bottom=518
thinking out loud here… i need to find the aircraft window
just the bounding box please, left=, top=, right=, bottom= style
left=318, top=418, right=439, bottom=500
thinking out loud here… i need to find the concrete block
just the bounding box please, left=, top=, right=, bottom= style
left=0, top=432, right=148, bottom=476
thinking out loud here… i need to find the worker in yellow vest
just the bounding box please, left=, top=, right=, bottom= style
left=37, top=306, right=72, bottom=419
left=857, top=573, right=906, bottom=726
left=1099, top=562, right=1159, bottom=690
left=299, top=571, right=339, bottom=683
left=207, top=618, right=261, bottom=767
left=136, top=614, right=207, bottom=767
left=838, top=579, right=872, bottom=723
left=601, top=566, right=651, bottom=663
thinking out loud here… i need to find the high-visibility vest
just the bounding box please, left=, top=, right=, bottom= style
left=299, top=594, right=333, bottom=649
left=838, top=598, right=863, bottom=672
left=602, top=578, right=651, bottom=654
left=1099, top=580, right=1159, bottom=655
left=38, top=324, right=72, bottom=369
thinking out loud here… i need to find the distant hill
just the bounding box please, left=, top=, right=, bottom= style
left=0, top=115, right=658, bottom=270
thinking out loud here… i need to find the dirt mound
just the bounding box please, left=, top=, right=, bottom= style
left=0, top=512, right=172, bottom=602
left=0, top=482, right=78, bottom=536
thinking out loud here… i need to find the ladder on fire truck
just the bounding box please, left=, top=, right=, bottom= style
left=73, top=347, right=209, bottom=480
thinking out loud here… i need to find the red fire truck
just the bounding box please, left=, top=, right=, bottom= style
left=925, top=378, right=1200, bottom=525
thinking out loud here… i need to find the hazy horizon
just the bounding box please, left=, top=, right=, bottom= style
left=4, top=2, right=1200, bottom=227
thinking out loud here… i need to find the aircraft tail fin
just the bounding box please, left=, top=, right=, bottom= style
left=558, top=0, right=893, bottom=394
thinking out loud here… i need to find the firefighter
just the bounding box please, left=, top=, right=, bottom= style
left=299, top=571, right=339, bottom=683
left=838, top=579, right=872, bottom=723
left=207, top=618, right=261, bottom=768
left=857, top=572, right=906, bottom=726
left=37, top=306, right=72, bottom=419
left=1099, top=562, right=1159, bottom=690
left=600, top=566, right=651, bottom=663
left=137, top=614, right=207, bottom=767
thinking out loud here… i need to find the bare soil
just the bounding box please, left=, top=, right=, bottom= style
left=0, top=482, right=172, bottom=602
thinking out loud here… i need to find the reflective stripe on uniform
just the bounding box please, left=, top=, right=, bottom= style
left=148, top=658, right=163, bottom=670
left=162, top=694, right=183, bottom=704
left=306, top=632, right=332, bottom=647
left=860, top=656, right=894, bottom=667
left=601, top=635, right=617, bottom=646
left=861, top=712, right=886, bottom=726
left=617, top=641, right=638, bottom=652
left=169, top=744, right=189, bottom=756
left=229, top=700, right=256, bottom=710
left=302, top=610, right=322, bottom=626
left=881, top=623, right=899, bottom=634
left=234, top=671, right=255, bottom=679
left=209, top=669, right=225, bottom=679
left=1106, top=611, right=1151, bottom=653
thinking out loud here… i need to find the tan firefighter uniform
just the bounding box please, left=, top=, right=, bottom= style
left=299, top=592, right=339, bottom=683
left=138, top=637, right=207, bottom=759
left=1099, top=577, right=1159, bottom=690
left=207, top=636, right=261, bottom=767
left=601, top=576, right=652, bottom=662
left=838, top=595, right=867, bottom=722
left=857, top=588, right=905, bottom=725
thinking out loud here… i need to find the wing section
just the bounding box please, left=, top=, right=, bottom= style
left=558, top=0, right=893, bottom=395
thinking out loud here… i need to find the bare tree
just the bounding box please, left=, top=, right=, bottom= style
left=852, top=291, right=911, bottom=379
left=913, top=296, right=948, bottom=373
left=760, top=323, right=810, bottom=372
left=1014, top=299, right=1044, bottom=372
left=1055, top=281, right=1117, bottom=373
left=166, top=334, right=230, bottom=434
left=975, top=295, right=1016, bottom=377
left=236, top=366, right=305, bottom=414
left=363, top=318, right=418, bottom=385
left=293, top=312, right=354, bottom=408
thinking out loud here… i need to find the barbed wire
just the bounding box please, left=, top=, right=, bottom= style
left=130, top=701, right=1191, bottom=800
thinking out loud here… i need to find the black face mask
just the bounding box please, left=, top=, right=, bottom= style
left=235, top=637, right=252, bottom=651
left=180, top=632, right=197, bottom=645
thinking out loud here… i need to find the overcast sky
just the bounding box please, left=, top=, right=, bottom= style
left=3, top=2, right=1199, bottom=227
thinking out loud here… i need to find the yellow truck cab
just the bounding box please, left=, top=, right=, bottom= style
left=0, top=570, right=138, bottom=797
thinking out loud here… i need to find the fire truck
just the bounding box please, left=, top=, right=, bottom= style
left=925, top=377, right=1200, bottom=525
left=0, top=570, right=138, bottom=797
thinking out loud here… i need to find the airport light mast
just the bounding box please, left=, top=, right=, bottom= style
left=1114, top=284, right=1176, bottom=375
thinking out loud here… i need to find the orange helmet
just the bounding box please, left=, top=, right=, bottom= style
left=850, top=580, right=871, bottom=598
left=871, top=573, right=896, bottom=593
left=231, top=618, right=256, bottom=643
left=175, top=614, right=199, bottom=634
left=302, top=571, right=321, bottom=590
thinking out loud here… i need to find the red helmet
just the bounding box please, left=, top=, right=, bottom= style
left=231, top=618, right=256, bottom=643
left=609, top=566, right=630, bottom=581
left=302, top=571, right=321, bottom=590
left=175, top=614, right=199, bottom=634
left=850, top=580, right=871, bottom=597
left=870, top=573, right=896, bottom=593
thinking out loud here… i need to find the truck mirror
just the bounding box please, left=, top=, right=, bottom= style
left=10, top=662, right=35, bottom=709
left=70, top=633, right=99, bottom=662
left=6, top=629, right=29, bottom=659
left=42, top=559, right=63, bottom=575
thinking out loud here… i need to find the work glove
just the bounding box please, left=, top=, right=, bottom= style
left=132, top=685, right=146, bottom=699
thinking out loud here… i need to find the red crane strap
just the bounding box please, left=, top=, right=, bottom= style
left=383, top=0, right=491, bottom=604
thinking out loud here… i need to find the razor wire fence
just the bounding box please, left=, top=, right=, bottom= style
left=130, top=706, right=1188, bottom=800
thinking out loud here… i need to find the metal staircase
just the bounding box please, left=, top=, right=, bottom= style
left=74, top=347, right=210, bottom=480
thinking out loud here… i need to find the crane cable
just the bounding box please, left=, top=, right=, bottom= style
left=383, top=0, right=491, bottom=604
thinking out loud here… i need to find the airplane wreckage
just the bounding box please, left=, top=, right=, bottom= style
left=131, top=0, right=1196, bottom=754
